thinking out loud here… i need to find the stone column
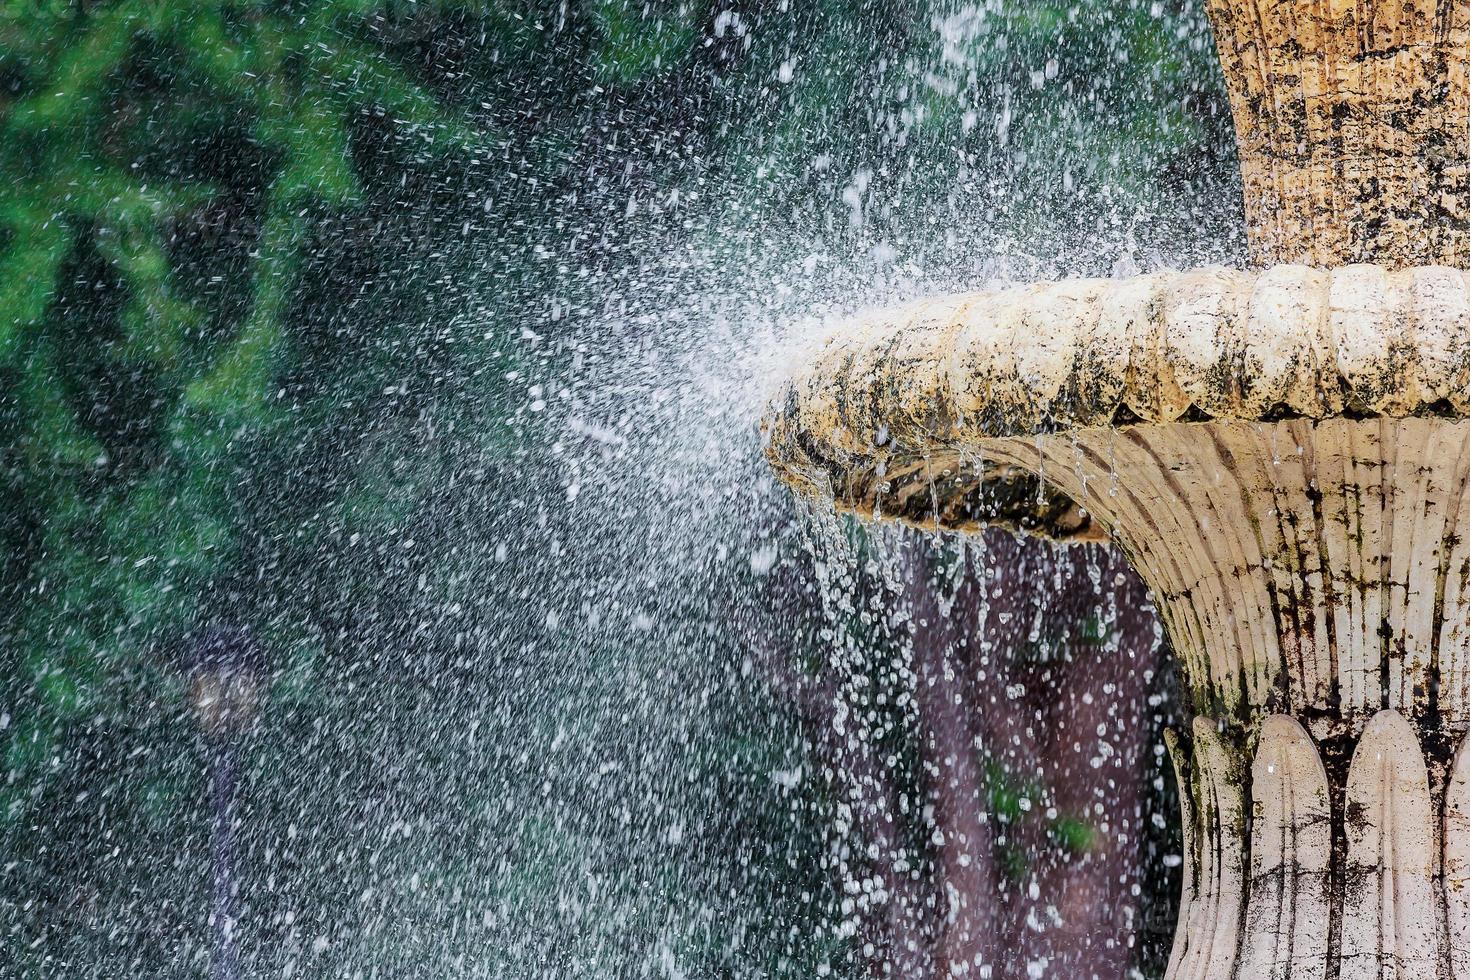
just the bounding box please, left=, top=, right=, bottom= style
left=1207, top=0, right=1470, bottom=269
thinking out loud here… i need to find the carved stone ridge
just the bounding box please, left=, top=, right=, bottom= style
left=1171, top=709, right=1469, bottom=979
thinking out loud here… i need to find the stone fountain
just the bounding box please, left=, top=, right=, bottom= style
left=763, top=4, right=1470, bottom=978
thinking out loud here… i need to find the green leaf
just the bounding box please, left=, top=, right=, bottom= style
left=1051, top=815, right=1097, bottom=853
left=277, top=89, right=361, bottom=205
left=36, top=667, right=84, bottom=721
left=8, top=3, right=140, bottom=132
left=0, top=220, right=69, bottom=362
left=4, top=715, right=54, bottom=781
left=15, top=339, right=100, bottom=482
left=590, top=0, right=697, bottom=85
left=311, top=40, right=498, bottom=155
left=182, top=187, right=303, bottom=420
left=93, top=216, right=205, bottom=375
left=177, top=8, right=253, bottom=91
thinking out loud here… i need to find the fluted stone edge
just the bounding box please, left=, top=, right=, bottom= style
left=1170, top=710, right=1470, bottom=979
left=763, top=264, right=1470, bottom=539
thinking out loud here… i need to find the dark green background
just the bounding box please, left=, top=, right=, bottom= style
left=1, top=2, right=1238, bottom=976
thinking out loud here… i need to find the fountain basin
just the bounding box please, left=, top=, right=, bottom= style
left=764, top=263, right=1470, bottom=977
left=765, top=264, right=1470, bottom=540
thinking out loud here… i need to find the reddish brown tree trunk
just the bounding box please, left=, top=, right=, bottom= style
left=905, top=532, right=1160, bottom=979
left=906, top=544, right=1003, bottom=978
left=751, top=526, right=1162, bottom=979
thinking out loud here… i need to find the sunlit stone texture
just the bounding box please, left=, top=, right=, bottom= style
left=1208, top=0, right=1470, bottom=269
left=761, top=2, right=1470, bottom=975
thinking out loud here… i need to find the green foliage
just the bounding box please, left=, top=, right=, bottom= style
left=705, top=0, right=1237, bottom=261
left=590, top=0, right=696, bottom=83
left=1, top=0, right=476, bottom=819
left=2, top=5, right=510, bottom=975
left=1, top=3, right=845, bottom=976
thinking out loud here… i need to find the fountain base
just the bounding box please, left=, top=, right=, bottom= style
left=985, top=416, right=1470, bottom=978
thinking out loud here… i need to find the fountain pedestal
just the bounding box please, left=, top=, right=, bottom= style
left=992, top=416, right=1470, bottom=979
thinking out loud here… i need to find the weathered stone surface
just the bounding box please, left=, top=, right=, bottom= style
left=981, top=416, right=1470, bottom=736
left=763, top=265, right=1470, bottom=540
left=1168, top=719, right=1247, bottom=980
left=1446, top=734, right=1470, bottom=974
left=764, top=308, right=1470, bottom=976
left=1161, top=711, right=1461, bottom=979
left=1341, top=709, right=1439, bottom=979
left=1164, top=729, right=1198, bottom=980
left=1207, top=0, right=1470, bottom=268
left=1240, top=715, right=1330, bottom=980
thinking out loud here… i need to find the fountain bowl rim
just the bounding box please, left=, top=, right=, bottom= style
left=762, top=262, right=1470, bottom=540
